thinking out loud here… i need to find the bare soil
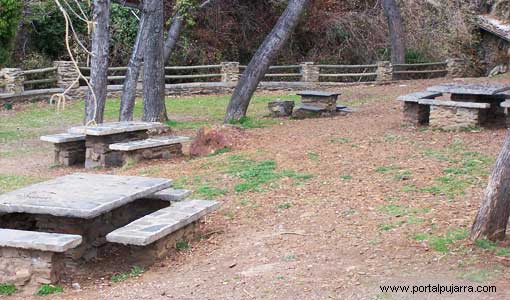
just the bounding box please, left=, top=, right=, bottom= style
left=3, top=77, right=510, bottom=300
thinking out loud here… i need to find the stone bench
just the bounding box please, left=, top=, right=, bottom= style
left=419, top=99, right=491, bottom=130
left=0, top=229, right=82, bottom=292
left=147, top=188, right=192, bottom=202
left=106, top=200, right=219, bottom=260
left=296, top=90, right=340, bottom=112
left=40, top=133, right=86, bottom=166
left=109, top=136, right=191, bottom=165
left=397, top=91, right=442, bottom=125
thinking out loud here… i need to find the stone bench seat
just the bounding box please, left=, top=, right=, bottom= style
left=106, top=199, right=220, bottom=246
left=397, top=91, right=442, bottom=102
left=0, top=228, right=82, bottom=253
left=418, top=99, right=491, bottom=109
left=40, top=133, right=86, bottom=144
left=147, top=188, right=192, bottom=202
left=40, top=133, right=86, bottom=166
left=109, top=136, right=191, bottom=151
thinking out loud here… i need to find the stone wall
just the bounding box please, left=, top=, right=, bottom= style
left=301, top=62, right=320, bottom=82
left=0, top=247, right=64, bottom=295
left=221, top=62, right=240, bottom=83
left=376, top=61, right=393, bottom=82
left=403, top=102, right=430, bottom=126
left=429, top=105, right=487, bottom=130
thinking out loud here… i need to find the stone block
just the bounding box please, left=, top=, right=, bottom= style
left=403, top=102, right=430, bottom=125
left=429, top=105, right=487, bottom=130
left=148, top=188, right=192, bottom=202
left=268, top=100, right=295, bottom=117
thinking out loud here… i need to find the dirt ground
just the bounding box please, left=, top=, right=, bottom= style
left=3, top=77, right=510, bottom=299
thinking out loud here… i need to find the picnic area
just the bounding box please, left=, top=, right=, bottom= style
left=3, top=1, right=510, bottom=299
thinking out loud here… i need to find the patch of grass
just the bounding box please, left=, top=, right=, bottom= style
left=307, top=152, right=319, bottom=161
left=224, top=211, right=236, bottom=220
left=277, top=203, right=292, bottom=209
left=383, top=134, right=401, bottom=142
left=375, top=165, right=401, bottom=173
left=496, top=248, right=510, bottom=256
left=195, top=185, right=227, bottom=199
left=36, top=284, right=63, bottom=296
left=229, top=116, right=279, bottom=129
left=0, top=174, right=46, bottom=194
left=176, top=240, right=190, bottom=251
left=224, top=155, right=312, bottom=193
left=0, top=284, right=16, bottom=295
left=207, top=147, right=232, bottom=157
left=402, top=183, right=418, bottom=193
left=412, top=228, right=468, bottom=253
left=111, top=266, right=144, bottom=283
left=340, top=175, right=353, bottom=180
left=165, top=119, right=210, bottom=130
left=458, top=268, right=493, bottom=283
left=378, top=223, right=396, bottom=231
left=474, top=239, right=497, bottom=250
left=378, top=204, right=429, bottom=217
left=283, top=253, right=296, bottom=261
left=420, top=176, right=471, bottom=198
left=330, top=137, right=352, bottom=144
left=394, top=170, right=412, bottom=181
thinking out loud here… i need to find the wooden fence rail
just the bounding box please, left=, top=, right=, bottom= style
left=1, top=60, right=459, bottom=103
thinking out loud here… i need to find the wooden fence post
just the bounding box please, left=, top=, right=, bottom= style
left=376, top=61, right=393, bottom=82
left=300, top=62, right=320, bottom=82
left=221, top=62, right=239, bottom=83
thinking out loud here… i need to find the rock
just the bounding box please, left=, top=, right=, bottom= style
left=72, top=282, right=81, bottom=290
left=189, top=125, right=244, bottom=157
left=268, top=100, right=295, bottom=117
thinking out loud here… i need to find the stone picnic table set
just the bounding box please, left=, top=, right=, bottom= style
left=268, top=90, right=352, bottom=119
left=40, top=121, right=191, bottom=168
left=0, top=173, right=220, bottom=294
left=398, top=83, right=510, bottom=130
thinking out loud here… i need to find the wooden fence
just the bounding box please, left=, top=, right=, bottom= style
left=0, top=60, right=452, bottom=103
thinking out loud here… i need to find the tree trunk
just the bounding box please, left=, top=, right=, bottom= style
left=142, top=0, right=166, bottom=122
left=471, top=130, right=510, bottom=241
left=224, top=0, right=310, bottom=123
left=382, top=0, right=406, bottom=64
left=163, top=13, right=184, bottom=64
left=85, top=0, right=110, bottom=124
left=119, top=12, right=147, bottom=121
left=163, top=0, right=215, bottom=64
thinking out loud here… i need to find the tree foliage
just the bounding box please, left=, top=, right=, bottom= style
left=0, top=0, right=22, bottom=66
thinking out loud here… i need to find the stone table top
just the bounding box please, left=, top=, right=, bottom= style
left=68, top=121, right=162, bottom=136
left=297, top=91, right=340, bottom=97
left=427, top=83, right=510, bottom=96
left=0, top=173, right=172, bottom=219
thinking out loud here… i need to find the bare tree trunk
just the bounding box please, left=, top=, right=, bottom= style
left=142, top=0, right=166, bottom=122
left=163, top=0, right=215, bottom=64
left=224, top=0, right=309, bottom=123
left=382, top=0, right=406, bottom=64
left=471, top=130, right=510, bottom=241
left=86, top=0, right=110, bottom=124
left=119, top=12, right=147, bottom=121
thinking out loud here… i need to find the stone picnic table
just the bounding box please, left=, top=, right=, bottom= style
left=68, top=121, right=162, bottom=168
left=0, top=173, right=219, bottom=292
left=0, top=173, right=171, bottom=260
left=399, top=83, right=510, bottom=130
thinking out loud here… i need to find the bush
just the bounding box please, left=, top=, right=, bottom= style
left=0, top=0, right=22, bottom=66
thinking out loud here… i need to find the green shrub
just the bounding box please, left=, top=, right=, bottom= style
left=0, top=0, right=22, bottom=66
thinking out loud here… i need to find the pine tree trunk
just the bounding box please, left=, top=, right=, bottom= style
left=119, top=12, right=147, bottom=121
left=85, top=0, right=110, bottom=124
left=471, top=130, right=510, bottom=241
left=163, top=13, right=184, bottom=64
left=224, top=0, right=310, bottom=123
left=382, top=0, right=406, bottom=64
left=142, top=0, right=166, bottom=122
